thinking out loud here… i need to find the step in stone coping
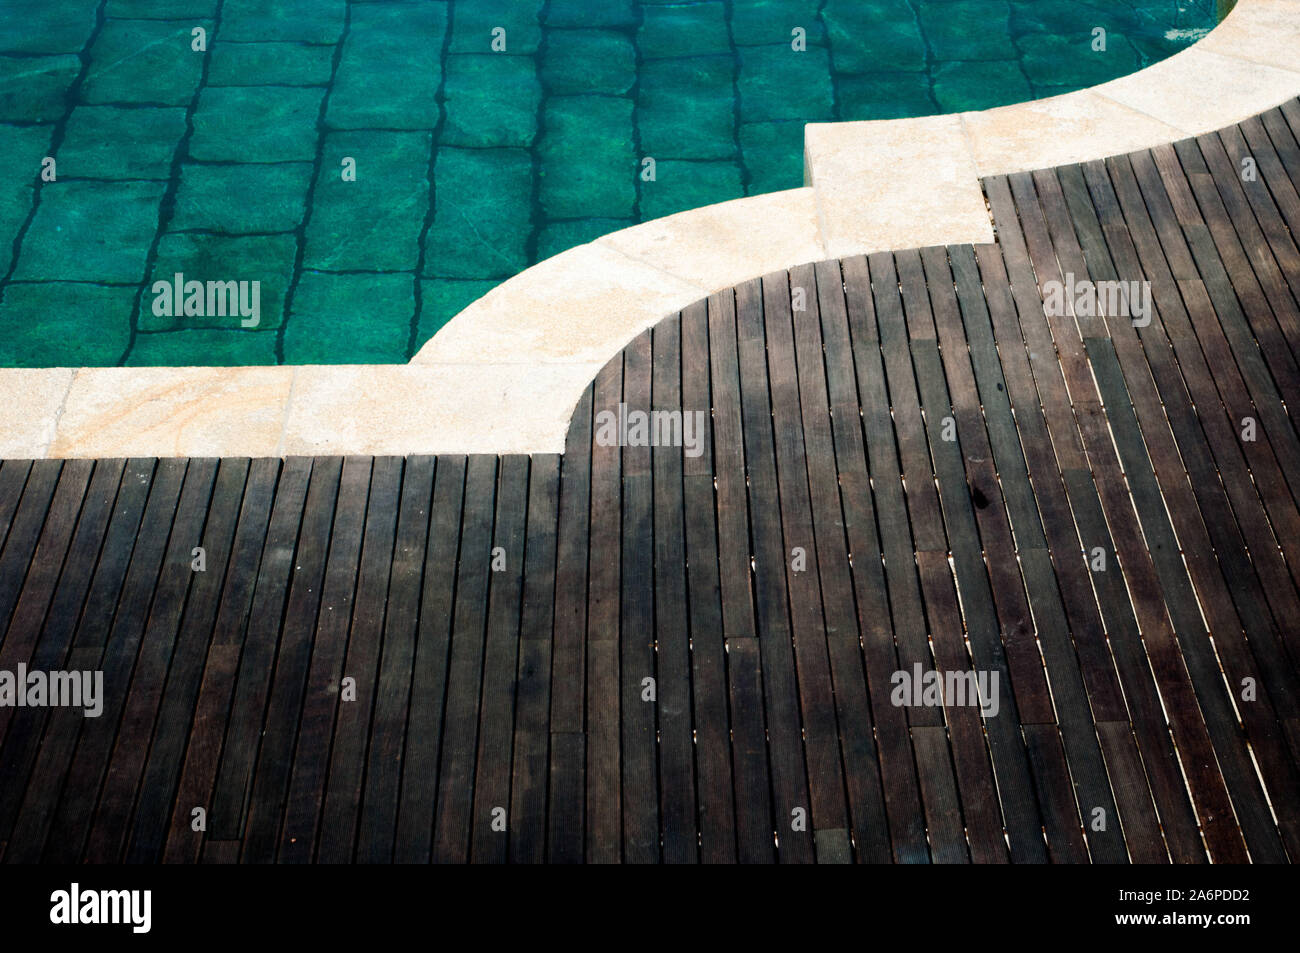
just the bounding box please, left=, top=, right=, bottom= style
left=3, top=0, right=1297, bottom=459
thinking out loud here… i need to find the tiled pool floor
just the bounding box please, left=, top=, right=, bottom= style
left=0, top=0, right=1216, bottom=367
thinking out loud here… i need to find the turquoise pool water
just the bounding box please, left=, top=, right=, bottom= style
left=0, top=0, right=1218, bottom=367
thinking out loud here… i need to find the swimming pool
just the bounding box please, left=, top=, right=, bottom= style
left=0, top=0, right=1218, bottom=368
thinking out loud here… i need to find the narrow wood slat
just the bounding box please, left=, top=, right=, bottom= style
left=355, top=456, right=436, bottom=863
left=707, top=288, right=773, bottom=864
left=1072, top=157, right=1300, bottom=737
left=1061, top=157, right=1300, bottom=703
left=912, top=250, right=1061, bottom=862
left=681, top=297, right=739, bottom=864
left=393, top=455, right=465, bottom=863
left=0, top=460, right=93, bottom=683
left=0, top=460, right=63, bottom=643
left=734, top=276, right=815, bottom=864
left=1156, top=141, right=1300, bottom=521
left=0, top=460, right=33, bottom=559
left=312, top=455, right=402, bottom=863
left=431, top=455, right=498, bottom=863
left=619, top=331, right=660, bottom=863
left=540, top=386, right=588, bottom=864
left=651, top=316, right=699, bottom=863
left=848, top=256, right=944, bottom=731
left=970, top=237, right=1129, bottom=722
left=510, top=452, right=561, bottom=864
left=582, top=360, right=622, bottom=864
left=911, top=726, right=969, bottom=864
left=469, top=455, right=530, bottom=863
left=875, top=254, right=1019, bottom=862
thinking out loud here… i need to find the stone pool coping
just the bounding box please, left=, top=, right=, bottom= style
left=2, top=0, right=1297, bottom=459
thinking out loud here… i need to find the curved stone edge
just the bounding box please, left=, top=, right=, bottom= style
left=3, top=0, right=1297, bottom=459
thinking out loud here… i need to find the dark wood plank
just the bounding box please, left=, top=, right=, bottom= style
left=1159, top=139, right=1300, bottom=518
left=469, top=455, right=530, bottom=864
left=706, top=288, right=773, bottom=864
left=1070, top=157, right=1300, bottom=758
left=509, top=452, right=561, bottom=864
left=315, top=456, right=402, bottom=862
left=1038, top=161, right=1299, bottom=857
left=913, top=248, right=1062, bottom=862
left=1090, top=337, right=1291, bottom=861
left=0, top=460, right=62, bottom=642
left=619, top=331, right=660, bottom=863
left=734, top=276, right=815, bottom=864
left=651, top=317, right=699, bottom=863
left=1062, top=156, right=1300, bottom=690
left=393, top=455, right=465, bottom=863
left=911, top=726, right=968, bottom=864
left=258, top=456, right=366, bottom=864
left=541, top=386, right=588, bottom=865
left=969, top=238, right=1128, bottom=722
left=847, top=256, right=944, bottom=731
left=431, top=455, right=498, bottom=863
left=681, top=297, right=738, bottom=864
left=0, top=459, right=93, bottom=681
left=582, top=360, right=622, bottom=864
left=949, top=245, right=1131, bottom=864
left=1010, top=167, right=1247, bottom=862
left=355, top=456, right=435, bottom=863
left=0, top=460, right=33, bottom=559
left=873, top=253, right=1018, bottom=862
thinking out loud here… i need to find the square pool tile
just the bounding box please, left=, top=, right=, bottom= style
left=0, top=54, right=80, bottom=123
left=207, top=41, right=335, bottom=86
left=143, top=231, right=297, bottom=331
left=82, top=20, right=210, bottom=105
left=189, top=85, right=324, bottom=162
left=0, top=282, right=135, bottom=366
left=171, top=162, right=314, bottom=233
left=58, top=105, right=188, bottom=179
left=13, top=179, right=167, bottom=283
left=283, top=271, right=414, bottom=363
left=304, top=130, right=432, bottom=272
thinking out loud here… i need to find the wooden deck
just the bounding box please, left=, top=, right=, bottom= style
left=4, top=101, right=1300, bottom=863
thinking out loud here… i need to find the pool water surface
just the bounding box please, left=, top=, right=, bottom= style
left=0, top=0, right=1218, bottom=367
